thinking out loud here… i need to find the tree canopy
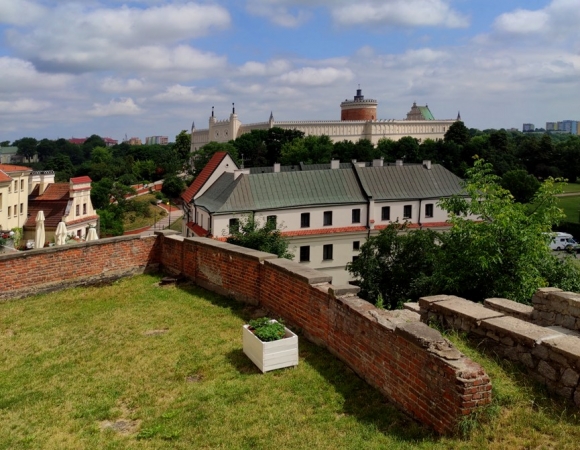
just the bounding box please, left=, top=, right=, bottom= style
left=226, top=215, right=293, bottom=260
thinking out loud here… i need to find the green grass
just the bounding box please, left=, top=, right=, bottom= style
left=124, top=195, right=167, bottom=231
left=1, top=275, right=579, bottom=449
left=561, top=183, right=580, bottom=194
left=557, top=195, right=580, bottom=223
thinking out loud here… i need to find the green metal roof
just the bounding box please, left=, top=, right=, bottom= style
left=196, top=169, right=366, bottom=214
left=355, top=164, right=464, bottom=201
left=418, top=106, right=435, bottom=120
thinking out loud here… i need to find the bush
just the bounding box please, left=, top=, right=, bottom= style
left=248, top=318, right=286, bottom=342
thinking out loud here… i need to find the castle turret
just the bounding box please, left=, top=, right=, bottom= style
left=340, top=87, right=378, bottom=121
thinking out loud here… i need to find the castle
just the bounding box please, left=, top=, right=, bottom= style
left=190, top=88, right=459, bottom=152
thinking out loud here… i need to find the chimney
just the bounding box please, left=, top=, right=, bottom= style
left=372, top=158, right=384, bottom=167
left=234, top=168, right=250, bottom=180
left=423, top=160, right=432, bottom=170
left=395, top=159, right=403, bottom=166
left=330, top=159, right=340, bottom=169
left=273, top=163, right=281, bottom=173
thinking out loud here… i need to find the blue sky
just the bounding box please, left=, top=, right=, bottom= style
left=0, top=0, right=578, bottom=143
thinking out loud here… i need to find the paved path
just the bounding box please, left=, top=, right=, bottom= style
left=138, top=204, right=183, bottom=237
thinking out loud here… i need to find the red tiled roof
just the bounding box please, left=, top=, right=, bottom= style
left=181, top=152, right=228, bottom=203
left=186, top=222, right=211, bottom=237
left=374, top=222, right=451, bottom=230
left=70, top=176, right=92, bottom=184
left=33, top=183, right=70, bottom=201
left=69, top=138, right=86, bottom=145
left=66, top=215, right=99, bottom=226
left=0, top=164, right=33, bottom=172
left=0, top=170, right=11, bottom=183
left=24, top=200, right=69, bottom=228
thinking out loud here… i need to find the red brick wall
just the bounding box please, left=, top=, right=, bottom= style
left=341, top=107, right=376, bottom=121
left=158, top=234, right=492, bottom=434
left=0, top=235, right=159, bottom=300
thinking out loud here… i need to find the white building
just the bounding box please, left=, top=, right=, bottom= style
left=182, top=152, right=465, bottom=285
left=190, top=88, right=458, bottom=152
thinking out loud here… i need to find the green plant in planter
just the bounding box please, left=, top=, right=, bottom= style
left=248, top=318, right=285, bottom=342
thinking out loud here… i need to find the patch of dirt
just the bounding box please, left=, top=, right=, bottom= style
left=243, top=306, right=269, bottom=320
left=4, top=329, right=15, bottom=337
left=100, top=419, right=141, bottom=435
left=186, top=373, right=204, bottom=383
left=143, top=328, right=169, bottom=336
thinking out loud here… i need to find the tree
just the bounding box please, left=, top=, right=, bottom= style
left=13, top=137, right=38, bottom=160
left=435, top=158, right=579, bottom=302
left=192, top=142, right=238, bottom=176
left=347, top=223, right=441, bottom=309
left=444, top=121, right=470, bottom=147
left=501, top=170, right=540, bottom=203
left=280, top=135, right=333, bottom=165
left=174, top=130, right=191, bottom=163
left=162, top=175, right=186, bottom=198
left=226, top=215, right=293, bottom=259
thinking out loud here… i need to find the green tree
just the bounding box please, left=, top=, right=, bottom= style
left=174, top=130, right=191, bottom=163
left=347, top=223, right=441, bottom=309
left=444, top=121, right=470, bottom=147
left=13, top=137, right=38, bottom=160
left=280, top=135, right=333, bottom=165
left=226, top=215, right=293, bottom=259
left=501, top=170, right=540, bottom=203
left=435, top=158, right=579, bottom=302
left=193, top=141, right=238, bottom=176
left=162, top=175, right=186, bottom=198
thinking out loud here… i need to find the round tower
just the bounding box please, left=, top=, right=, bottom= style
left=340, top=87, right=378, bottom=121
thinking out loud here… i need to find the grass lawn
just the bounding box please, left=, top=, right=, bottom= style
left=561, top=183, right=580, bottom=194
left=124, top=195, right=167, bottom=231
left=557, top=195, right=580, bottom=223
left=1, top=275, right=579, bottom=449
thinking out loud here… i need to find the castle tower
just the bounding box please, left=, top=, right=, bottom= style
left=340, top=87, right=378, bottom=121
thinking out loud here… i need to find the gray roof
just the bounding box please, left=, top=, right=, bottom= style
left=356, top=164, right=464, bottom=201
left=196, top=169, right=366, bottom=214
left=194, top=163, right=465, bottom=214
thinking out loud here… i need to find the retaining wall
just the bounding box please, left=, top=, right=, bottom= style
left=0, top=234, right=160, bottom=300
left=158, top=234, right=492, bottom=434
left=420, top=295, right=580, bottom=407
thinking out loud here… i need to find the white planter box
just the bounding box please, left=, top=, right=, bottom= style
left=242, top=322, right=299, bottom=373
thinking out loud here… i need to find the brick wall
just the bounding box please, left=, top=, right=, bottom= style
left=0, top=235, right=159, bottom=300
left=420, top=294, right=580, bottom=408
left=159, top=234, right=492, bottom=434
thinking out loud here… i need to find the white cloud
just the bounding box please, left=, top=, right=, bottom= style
left=0, top=0, right=46, bottom=25
left=0, top=99, right=51, bottom=114
left=278, top=67, right=353, bottom=86
left=246, top=0, right=468, bottom=28
left=0, top=57, right=72, bottom=92
left=151, top=85, right=222, bottom=104
left=89, top=98, right=142, bottom=117
left=238, top=60, right=293, bottom=77
left=100, top=77, right=148, bottom=94
left=6, top=2, right=230, bottom=74
left=492, top=0, right=580, bottom=40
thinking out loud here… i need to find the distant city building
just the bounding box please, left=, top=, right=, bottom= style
left=558, top=120, right=579, bottom=135
left=145, top=136, right=169, bottom=145
left=523, top=123, right=535, bottom=132
left=127, top=137, right=142, bottom=145
left=546, top=122, right=558, bottom=131
left=190, top=88, right=459, bottom=152
left=68, top=137, right=118, bottom=147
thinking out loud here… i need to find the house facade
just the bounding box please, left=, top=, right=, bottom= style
left=0, top=164, right=33, bottom=232
left=182, top=153, right=464, bottom=284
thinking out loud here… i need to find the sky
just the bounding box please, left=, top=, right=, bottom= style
left=0, top=0, right=579, bottom=143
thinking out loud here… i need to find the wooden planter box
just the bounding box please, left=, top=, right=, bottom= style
left=242, top=322, right=299, bottom=373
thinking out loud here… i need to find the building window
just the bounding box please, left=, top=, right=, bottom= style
left=323, top=211, right=332, bottom=226
left=20, top=179, right=24, bottom=191
left=352, top=255, right=359, bottom=263
left=76, top=205, right=80, bottom=216
left=229, top=218, right=239, bottom=232
left=353, top=241, right=360, bottom=251
left=300, top=212, right=310, bottom=228
left=83, top=203, right=87, bottom=215
left=77, top=229, right=82, bottom=238
left=323, top=244, right=333, bottom=260
left=403, top=205, right=412, bottom=219
left=352, top=208, right=361, bottom=223
left=20, top=203, right=23, bottom=214
left=425, top=203, right=434, bottom=218
left=299, top=246, right=310, bottom=262
left=7, top=206, right=11, bottom=217
left=266, top=215, right=277, bottom=228
left=381, top=206, right=390, bottom=221
left=14, top=181, right=17, bottom=192
left=0, top=193, right=2, bottom=210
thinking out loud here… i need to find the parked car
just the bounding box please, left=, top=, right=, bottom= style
left=547, top=232, right=580, bottom=251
